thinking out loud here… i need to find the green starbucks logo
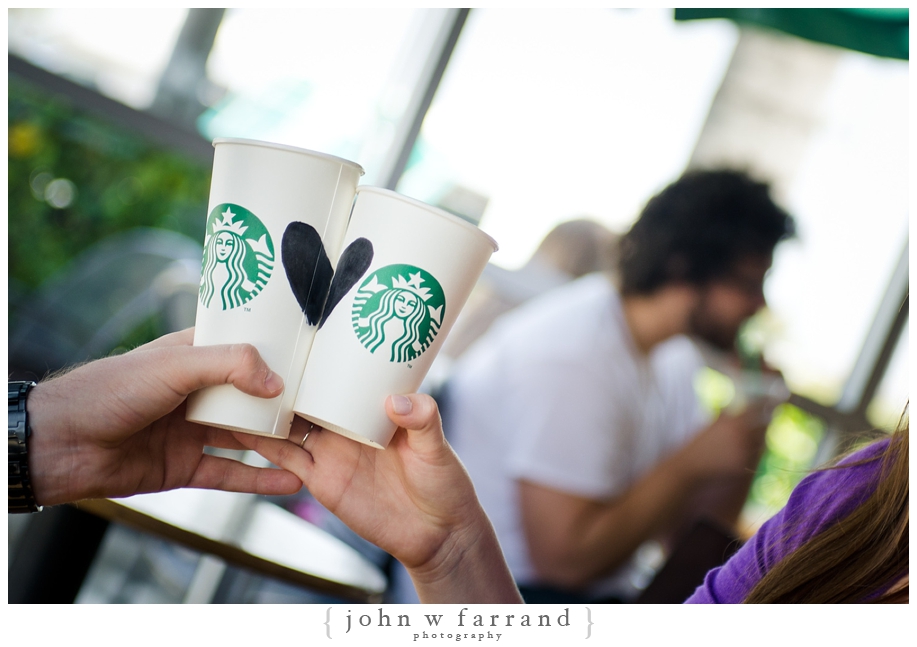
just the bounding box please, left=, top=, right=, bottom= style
left=200, top=203, right=275, bottom=310
left=352, top=264, right=446, bottom=363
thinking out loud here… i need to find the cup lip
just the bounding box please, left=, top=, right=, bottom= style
left=212, top=137, right=365, bottom=176
left=355, top=186, right=499, bottom=252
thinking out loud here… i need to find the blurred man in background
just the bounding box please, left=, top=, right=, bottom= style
left=442, top=169, right=796, bottom=603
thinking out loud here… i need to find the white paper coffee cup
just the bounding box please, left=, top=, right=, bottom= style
left=293, top=187, right=498, bottom=448
left=186, top=138, right=363, bottom=438
left=726, top=370, right=791, bottom=419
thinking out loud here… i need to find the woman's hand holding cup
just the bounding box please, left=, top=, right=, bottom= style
left=234, top=393, right=522, bottom=604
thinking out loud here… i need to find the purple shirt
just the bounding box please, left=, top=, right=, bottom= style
left=685, top=438, right=890, bottom=603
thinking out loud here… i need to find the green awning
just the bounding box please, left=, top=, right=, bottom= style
left=675, top=8, right=908, bottom=61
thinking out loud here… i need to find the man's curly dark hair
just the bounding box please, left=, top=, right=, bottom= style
left=618, top=170, right=795, bottom=295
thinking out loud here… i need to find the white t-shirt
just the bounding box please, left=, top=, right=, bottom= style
left=444, top=273, right=707, bottom=600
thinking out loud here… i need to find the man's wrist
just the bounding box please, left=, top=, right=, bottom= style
left=24, top=380, right=81, bottom=507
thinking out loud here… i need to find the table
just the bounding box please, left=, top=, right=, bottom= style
left=76, top=488, right=387, bottom=603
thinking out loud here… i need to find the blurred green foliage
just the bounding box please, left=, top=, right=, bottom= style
left=751, top=403, right=825, bottom=512
left=8, top=76, right=211, bottom=297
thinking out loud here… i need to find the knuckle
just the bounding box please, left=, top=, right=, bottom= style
left=416, top=394, right=441, bottom=425
left=232, top=343, right=261, bottom=370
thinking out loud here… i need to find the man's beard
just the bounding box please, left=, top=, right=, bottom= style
left=687, top=298, right=739, bottom=352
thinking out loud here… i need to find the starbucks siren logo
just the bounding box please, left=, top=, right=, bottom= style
left=352, top=264, right=446, bottom=363
left=200, top=203, right=275, bottom=310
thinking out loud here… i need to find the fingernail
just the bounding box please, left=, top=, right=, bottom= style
left=391, top=394, right=412, bottom=415
left=264, top=370, right=284, bottom=394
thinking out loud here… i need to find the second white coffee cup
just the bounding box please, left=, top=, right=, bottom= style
left=293, top=187, right=498, bottom=448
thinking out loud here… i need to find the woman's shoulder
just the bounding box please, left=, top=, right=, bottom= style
left=768, top=436, right=891, bottom=556
left=799, top=435, right=891, bottom=504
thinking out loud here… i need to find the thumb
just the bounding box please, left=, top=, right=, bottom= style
left=144, top=342, right=285, bottom=399
left=385, top=393, right=447, bottom=451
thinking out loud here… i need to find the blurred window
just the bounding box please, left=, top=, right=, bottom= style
left=394, top=8, right=739, bottom=267
left=7, top=8, right=188, bottom=108
left=200, top=8, right=445, bottom=184
left=766, top=52, right=908, bottom=405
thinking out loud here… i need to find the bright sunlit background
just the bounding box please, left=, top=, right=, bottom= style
left=398, top=10, right=738, bottom=263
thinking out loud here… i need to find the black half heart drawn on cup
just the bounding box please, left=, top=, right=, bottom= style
left=281, top=222, right=374, bottom=329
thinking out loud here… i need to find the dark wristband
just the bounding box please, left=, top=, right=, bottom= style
left=9, top=381, right=42, bottom=513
